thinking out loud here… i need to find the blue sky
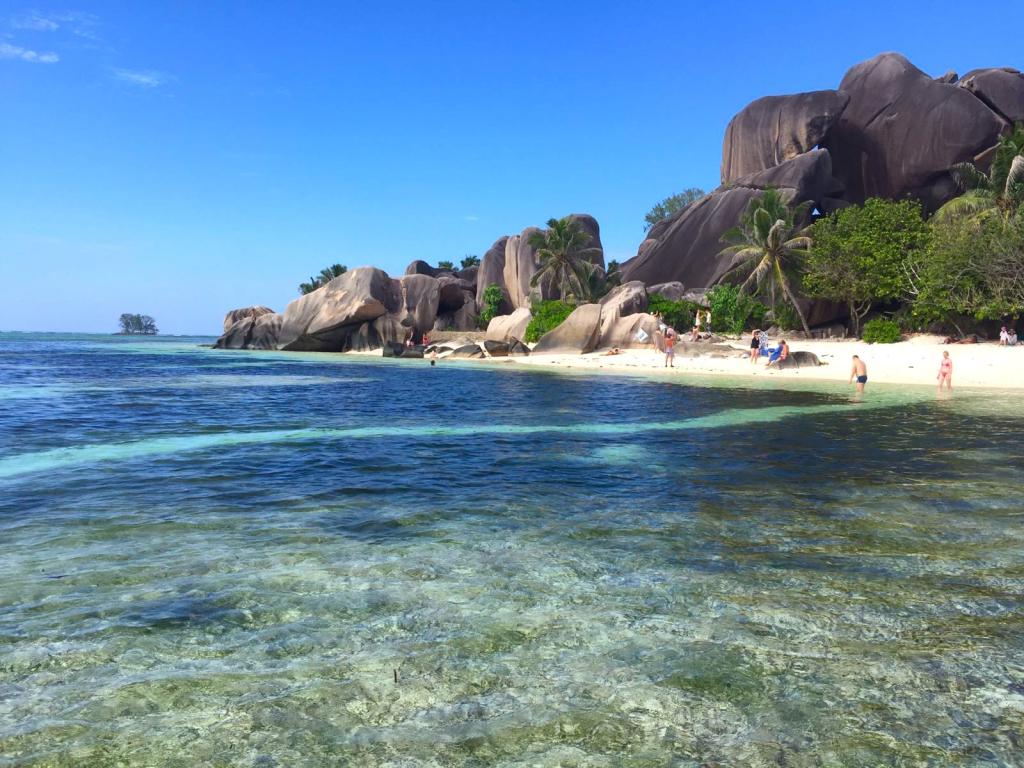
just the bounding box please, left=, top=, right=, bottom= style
left=2, top=1, right=1023, bottom=334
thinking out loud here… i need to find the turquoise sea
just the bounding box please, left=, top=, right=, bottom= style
left=1, top=333, right=1023, bottom=767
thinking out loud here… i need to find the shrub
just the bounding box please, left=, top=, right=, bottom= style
left=861, top=318, right=902, bottom=344
left=706, top=284, right=765, bottom=334
left=772, top=303, right=800, bottom=331
left=524, top=300, right=574, bottom=343
left=478, top=284, right=504, bottom=329
left=647, top=293, right=698, bottom=333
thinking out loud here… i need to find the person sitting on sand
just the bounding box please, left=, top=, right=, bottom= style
left=767, top=339, right=789, bottom=367
left=664, top=328, right=676, bottom=368
left=1000, top=326, right=1009, bottom=346
left=849, top=355, right=868, bottom=393
left=749, top=330, right=761, bottom=363
left=1010, top=329, right=1019, bottom=346
left=603, top=347, right=621, bottom=356
left=937, top=350, right=952, bottom=390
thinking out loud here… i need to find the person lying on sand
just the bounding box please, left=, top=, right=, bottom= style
left=602, top=347, right=621, bottom=356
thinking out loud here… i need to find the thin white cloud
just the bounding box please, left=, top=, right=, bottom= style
left=12, top=14, right=59, bottom=31
left=113, top=67, right=170, bottom=88
left=0, top=41, right=58, bottom=63
left=464, top=215, right=480, bottom=222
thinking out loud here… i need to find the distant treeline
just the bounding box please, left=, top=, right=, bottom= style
left=118, top=314, right=158, bottom=335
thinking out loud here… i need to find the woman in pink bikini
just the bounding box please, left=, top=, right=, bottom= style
left=937, top=350, right=953, bottom=391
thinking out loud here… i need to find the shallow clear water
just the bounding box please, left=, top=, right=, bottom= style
left=1, top=333, right=1023, bottom=767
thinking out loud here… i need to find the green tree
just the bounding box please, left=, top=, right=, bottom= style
left=299, top=263, right=348, bottom=295
left=460, top=255, right=480, bottom=269
left=437, top=260, right=455, bottom=271
left=478, top=283, right=504, bottom=328
left=706, top=284, right=766, bottom=335
left=717, top=188, right=813, bottom=334
left=937, top=123, right=1024, bottom=221
left=644, top=188, right=705, bottom=231
left=117, top=313, right=158, bottom=335
left=527, top=216, right=601, bottom=304
left=805, top=198, right=929, bottom=336
left=524, top=300, right=574, bottom=343
left=913, top=212, right=1024, bottom=330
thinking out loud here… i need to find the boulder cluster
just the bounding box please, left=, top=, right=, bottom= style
left=216, top=53, right=1023, bottom=354
left=623, top=52, right=1024, bottom=288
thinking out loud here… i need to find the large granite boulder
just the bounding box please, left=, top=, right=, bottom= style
left=721, top=90, right=849, bottom=183
left=404, top=260, right=440, bottom=277
left=475, top=236, right=511, bottom=314
left=532, top=303, right=602, bottom=355
left=397, top=274, right=440, bottom=341
left=222, top=305, right=274, bottom=333
left=624, top=151, right=839, bottom=287
left=215, top=307, right=281, bottom=350
left=958, top=67, right=1024, bottom=124
left=278, top=267, right=400, bottom=351
left=599, top=312, right=660, bottom=350
left=823, top=53, right=1004, bottom=212
left=247, top=313, right=282, bottom=350
left=646, top=282, right=688, bottom=301
left=475, top=215, right=605, bottom=311
left=486, top=307, right=533, bottom=342
left=599, top=281, right=648, bottom=318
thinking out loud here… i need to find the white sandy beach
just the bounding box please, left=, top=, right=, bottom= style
left=502, top=335, right=1024, bottom=391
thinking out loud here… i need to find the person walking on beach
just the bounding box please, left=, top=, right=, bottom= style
left=664, top=327, right=676, bottom=368
left=749, top=330, right=761, bottom=363
left=705, top=310, right=712, bottom=335
left=849, top=355, right=868, bottom=393
left=937, top=350, right=952, bottom=390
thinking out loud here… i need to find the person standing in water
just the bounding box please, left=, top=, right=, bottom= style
left=937, top=350, right=952, bottom=390
left=849, top=355, right=868, bottom=393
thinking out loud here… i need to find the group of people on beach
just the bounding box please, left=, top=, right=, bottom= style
left=1000, top=326, right=1019, bottom=346
left=748, top=329, right=789, bottom=367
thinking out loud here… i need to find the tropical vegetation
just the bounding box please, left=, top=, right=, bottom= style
left=298, top=264, right=348, bottom=295
left=478, top=283, right=504, bottom=329
left=118, top=314, right=158, bottom=335
left=524, top=300, right=574, bottom=343
left=437, top=260, right=455, bottom=271
left=460, top=255, right=480, bottom=269
left=936, top=122, right=1024, bottom=222
left=804, top=198, right=929, bottom=336
left=528, top=216, right=602, bottom=303
left=717, top=188, right=813, bottom=334
left=644, top=188, right=705, bottom=231
left=705, top=284, right=767, bottom=335
left=861, top=318, right=902, bottom=344
left=647, top=293, right=700, bottom=332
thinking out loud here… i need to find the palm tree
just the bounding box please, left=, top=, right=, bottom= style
left=298, top=263, right=348, bottom=295
left=718, top=188, right=813, bottom=334
left=937, top=123, right=1024, bottom=221
left=528, top=217, right=602, bottom=303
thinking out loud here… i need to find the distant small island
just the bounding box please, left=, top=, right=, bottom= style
left=117, top=313, right=158, bottom=335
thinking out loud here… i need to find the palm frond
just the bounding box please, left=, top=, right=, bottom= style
left=949, top=162, right=991, bottom=192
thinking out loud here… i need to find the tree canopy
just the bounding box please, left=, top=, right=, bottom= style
left=644, top=188, right=706, bottom=231
left=718, top=188, right=812, bottom=334
left=299, top=264, right=348, bottom=295
left=528, top=216, right=601, bottom=303
left=805, top=198, right=929, bottom=336
left=118, top=314, right=158, bottom=335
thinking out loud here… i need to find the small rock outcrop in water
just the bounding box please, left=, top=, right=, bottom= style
left=216, top=306, right=278, bottom=349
